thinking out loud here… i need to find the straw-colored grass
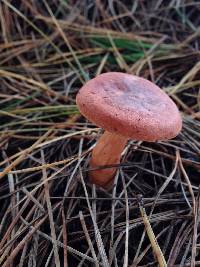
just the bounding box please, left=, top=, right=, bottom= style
left=0, top=1, right=199, bottom=266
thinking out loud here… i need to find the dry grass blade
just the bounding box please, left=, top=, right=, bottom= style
left=0, top=129, right=52, bottom=179
left=79, top=211, right=99, bottom=267
left=0, top=1, right=200, bottom=266
left=22, top=187, right=45, bottom=213
left=191, top=188, right=200, bottom=267
left=121, top=170, right=129, bottom=267
left=41, top=150, right=60, bottom=267
left=1, top=216, right=47, bottom=267
left=62, top=208, right=68, bottom=267
left=79, top=169, right=109, bottom=267
left=0, top=69, right=68, bottom=101
left=178, top=150, right=196, bottom=214
left=138, top=196, right=167, bottom=267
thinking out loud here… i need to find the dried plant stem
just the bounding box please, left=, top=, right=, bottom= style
left=41, top=151, right=60, bottom=267
left=138, top=198, right=167, bottom=267
left=0, top=129, right=52, bottom=180
left=1, top=216, right=47, bottom=267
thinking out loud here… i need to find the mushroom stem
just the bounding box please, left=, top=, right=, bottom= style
left=89, top=131, right=128, bottom=188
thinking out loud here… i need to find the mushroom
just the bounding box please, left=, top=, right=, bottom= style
left=76, top=72, right=182, bottom=188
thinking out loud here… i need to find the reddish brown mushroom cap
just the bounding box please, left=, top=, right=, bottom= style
left=76, top=72, right=182, bottom=141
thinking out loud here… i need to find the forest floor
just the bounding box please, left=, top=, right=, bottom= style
left=0, top=1, right=200, bottom=266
